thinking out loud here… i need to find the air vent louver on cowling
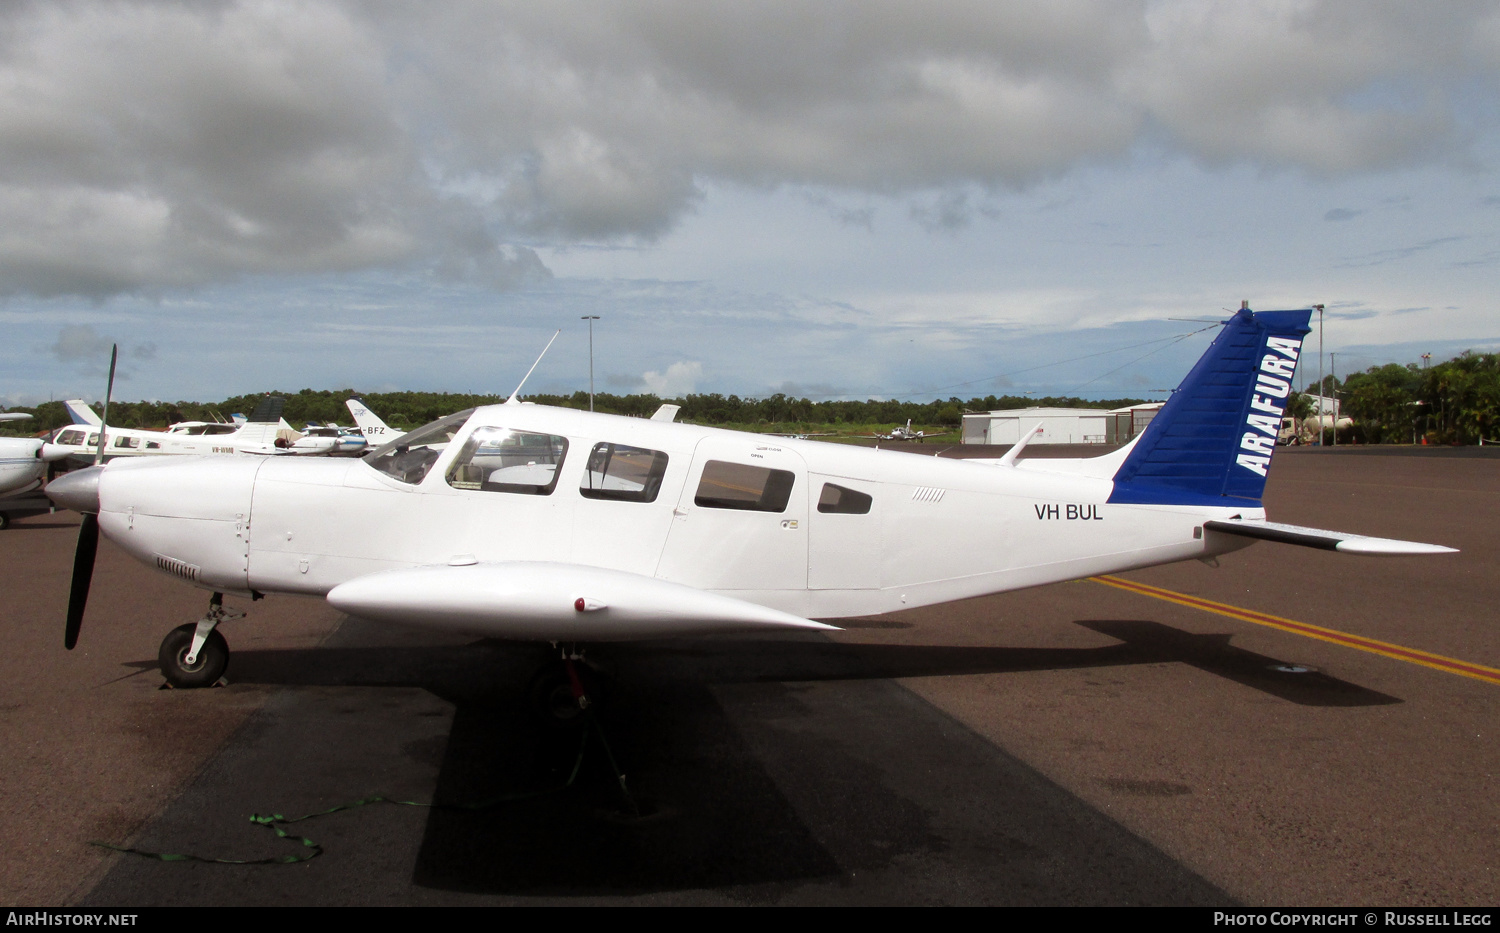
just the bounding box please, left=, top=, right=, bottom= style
left=156, top=555, right=201, bottom=582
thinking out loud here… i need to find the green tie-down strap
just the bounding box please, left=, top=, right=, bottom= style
left=92, top=728, right=595, bottom=865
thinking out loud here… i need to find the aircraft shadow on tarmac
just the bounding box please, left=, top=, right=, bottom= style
left=187, top=617, right=1397, bottom=709
left=100, top=619, right=1379, bottom=898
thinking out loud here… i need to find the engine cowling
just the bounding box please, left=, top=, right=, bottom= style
left=97, top=456, right=264, bottom=595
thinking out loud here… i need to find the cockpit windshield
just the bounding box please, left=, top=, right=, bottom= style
left=365, top=409, right=474, bottom=485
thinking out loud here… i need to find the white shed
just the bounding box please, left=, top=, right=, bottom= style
left=961, top=407, right=1112, bottom=445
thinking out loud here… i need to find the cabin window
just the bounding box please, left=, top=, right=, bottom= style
left=56, top=429, right=85, bottom=446
left=367, top=408, right=473, bottom=485
left=113, top=436, right=140, bottom=449
left=694, top=460, right=795, bottom=512
left=87, top=433, right=100, bottom=447
left=580, top=443, right=669, bottom=503
left=447, top=426, right=569, bottom=496
left=145, top=441, right=161, bottom=450
left=818, top=483, right=872, bottom=515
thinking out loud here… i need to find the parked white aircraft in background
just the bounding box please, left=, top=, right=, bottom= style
left=44, top=397, right=351, bottom=461
left=297, top=422, right=368, bottom=456
left=47, top=308, right=1455, bottom=713
left=863, top=419, right=952, bottom=442
left=345, top=397, right=396, bottom=443
left=0, top=435, right=69, bottom=527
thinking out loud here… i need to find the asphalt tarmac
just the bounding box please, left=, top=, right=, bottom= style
left=1, top=446, right=1494, bottom=906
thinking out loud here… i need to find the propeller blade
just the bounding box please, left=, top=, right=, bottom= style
left=65, top=513, right=99, bottom=650
left=94, top=344, right=117, bottom=466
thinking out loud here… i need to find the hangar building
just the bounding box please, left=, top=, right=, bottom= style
left=961, top=403, right=1163, bottom=446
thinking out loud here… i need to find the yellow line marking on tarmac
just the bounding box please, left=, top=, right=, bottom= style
left=1092, top=574, right=1500, bottom=687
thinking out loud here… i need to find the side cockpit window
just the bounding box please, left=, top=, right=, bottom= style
left=366, top=408, right=473, bottom=485
left=447, top=426, right=568, bottom=495
left=580, top=443, right=669, bottom=503
left=694, top=460, right=795, bottom=512
left=818, top=483, right=872, bottom=514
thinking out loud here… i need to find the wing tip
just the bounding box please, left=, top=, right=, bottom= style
left=1334, top=540, right=1460, bottom=556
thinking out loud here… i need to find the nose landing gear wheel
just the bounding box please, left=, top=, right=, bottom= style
left=158, top=623, right=229, bottom=688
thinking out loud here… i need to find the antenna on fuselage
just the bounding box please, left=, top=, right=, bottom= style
left=997, top=422, right=1043, bottom=467
left=505, top=329, right=561, bottom=406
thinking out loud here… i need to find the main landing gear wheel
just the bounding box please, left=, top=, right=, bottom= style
left=158, top=623, right=229, bottom=688
left=0, top=513, right=10, bottom=530
left=528, top=658, right=601, bottom=729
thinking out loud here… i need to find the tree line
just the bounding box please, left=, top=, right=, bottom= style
left=1309, top=351, right=1500, bottom=445
left=2, top=388, right=1150, bottom=436
left=13, top=350, right=1492, bottom=444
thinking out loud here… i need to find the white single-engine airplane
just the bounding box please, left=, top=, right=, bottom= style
left=46, top=308, right=1455, bottom=707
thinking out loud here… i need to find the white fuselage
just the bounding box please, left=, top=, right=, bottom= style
left=0, top=437, right=46, bottom=499
left=93, top=404, right=1258, bottom=623
left=45, top=419, right=332, bottom=460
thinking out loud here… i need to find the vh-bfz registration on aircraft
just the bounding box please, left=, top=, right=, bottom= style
left=45, top=307, right=1455, bottom=705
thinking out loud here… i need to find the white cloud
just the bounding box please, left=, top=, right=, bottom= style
left=641, top=360, right=704, bottom=396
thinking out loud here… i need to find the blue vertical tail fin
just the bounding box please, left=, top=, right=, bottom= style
left=1108, top=307, right=1312, bottom=507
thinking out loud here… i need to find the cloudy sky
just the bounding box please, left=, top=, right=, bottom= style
left=1, top=0, right=1498, bottom=408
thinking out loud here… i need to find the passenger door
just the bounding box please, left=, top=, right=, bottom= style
left=655, top=436, right=808, bottom=592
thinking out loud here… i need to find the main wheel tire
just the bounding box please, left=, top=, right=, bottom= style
left=0, top=513, right=10, bottom=530
left=527, top=665, right=596, bottom=729
left=158, top=623, right=229, bottom=688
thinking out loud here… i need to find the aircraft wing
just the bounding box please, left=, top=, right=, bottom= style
left=327, top=560, right=840, bottom=641
left=0, top=412, right=32, bottom=422
left=1203, top=519, right=1457, bottom=555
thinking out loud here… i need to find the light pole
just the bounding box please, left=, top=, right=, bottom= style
left=1315, top=304, right=1325, bottom=446
left=581, top=315, right=600, bottom=412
